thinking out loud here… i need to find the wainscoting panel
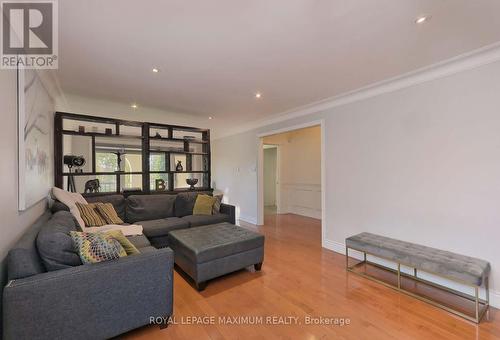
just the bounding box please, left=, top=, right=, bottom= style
left=280, top=183, right=321, bottom=219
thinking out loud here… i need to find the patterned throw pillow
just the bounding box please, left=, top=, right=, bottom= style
left=212, top=194, right=223, bottom=214
left=193, top=194, right=216, bottom=215
left=75, top=202, right=107, bottom=227
left=96, top=203, right=124, bottom=225
left=70, top=231, right=127, bottom=264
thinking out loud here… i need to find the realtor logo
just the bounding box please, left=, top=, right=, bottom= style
left=1, top=1, right=58, bottom=69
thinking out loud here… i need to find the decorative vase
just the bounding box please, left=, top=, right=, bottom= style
left=176, top=160, right=183, bottom=171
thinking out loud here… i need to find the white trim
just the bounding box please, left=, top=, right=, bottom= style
left=257, top=120, right=324, bottom=138
left=320, top=121, right=326, bottom=248
left=492, top=290, right=500, bottom=310
left=322, top=238, right=500, bottom=309
left=257, top=120, right=326, bottom=244
left=322, top=238, right=346, bottom=255
left=238, top=214, right=258, bottom=226
left=262, top=143, right=281, bottom=212
left=257, top=138, right=264, bottom=225
left=215, top=42, right=500, bottom=140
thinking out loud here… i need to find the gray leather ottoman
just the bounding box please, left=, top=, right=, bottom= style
left=168, top=222, right=265, bottom=290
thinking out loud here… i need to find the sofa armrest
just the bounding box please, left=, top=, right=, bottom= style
left=220, top=203, right=236, bottom=224
left=3, top=248, right=174, bottom=340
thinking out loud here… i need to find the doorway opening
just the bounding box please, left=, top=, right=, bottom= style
left=263, top=144, right=279, bottom=215
left=258, top=121, right=324, bottom=241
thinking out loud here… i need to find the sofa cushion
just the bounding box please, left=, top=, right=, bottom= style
left=138, top=246, right=159, bottom=254
left=75, top=202, right=107, bottom=227
left=51, top=187, right=87, bottom=229
left=85, top=194, right=126, bottom=221
left=106, top=230, right=140, bottom=255
left=212, top=194, right=223, bottom=214
left=139, top=217, right=189, bottom=238
left=126, top=234, right=151, bottom=249
left=96, top=203, right=124, bottom=224
left=7, top=212, right=51, bottom=280
left=51, top=194, right=127, bottom=222
left=193, top=194, right=216, bottom=215
left=174, top=192, right=199, bottom=217
left=181, top=213, right=231, bottom=227
left=36, top=211, right=82, bottom=271
left=168, top=223, right=265, bottom=263
left=126, top=194, right=176, bottom=223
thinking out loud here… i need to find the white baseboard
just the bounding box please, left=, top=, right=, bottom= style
left=491, top=290, right=500, bottom=310
left=322, top=238, right=500, bottom=309
left=288, top=206, right=322, bottom=219
left=238, top=214, right=258, bottom=226
left=322, top=238, right=345, bottom=254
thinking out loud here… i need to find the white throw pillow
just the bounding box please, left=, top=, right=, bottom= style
left=52, top=187, right=87, bottom=229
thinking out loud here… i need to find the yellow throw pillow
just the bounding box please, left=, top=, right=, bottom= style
left=193, top=194, right=216, bottom=215
left=105, top=230, right=140, bottom=255
left=96, top=203, right=124, bottom=225
left=75, top=202, right=107, bottom=227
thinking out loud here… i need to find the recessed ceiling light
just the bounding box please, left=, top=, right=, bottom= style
left=208, top=116, right=213, bottom=120
left=415, top=15, right=430, bottom=24
left=255, top=92, right=262, bottom=99
left=152, top=68, right=160, bottom=73
left=131, top=103, right=138, bottom=109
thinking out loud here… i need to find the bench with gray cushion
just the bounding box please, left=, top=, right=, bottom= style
left=345, top=232, right=490, bottom=323
left=168, top=222, right=265, bottom=290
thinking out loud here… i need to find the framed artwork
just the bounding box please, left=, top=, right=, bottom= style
left=18, top=67, right=55, bottom=211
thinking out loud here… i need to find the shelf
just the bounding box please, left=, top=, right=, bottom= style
left=150, top=136, right=208, bottom=144
left=62, top=130, right=143, bottom=139
left=150, top=188, right=212, bottom=194
left=81, top=188, right=214, bottom=197
left=55, top=112, right=211, bottom=195
left=148, top=150, right=208, bottom=155
left=62, top=172, right=143, bottom=176
left=149, top=171, right=208, bottom=174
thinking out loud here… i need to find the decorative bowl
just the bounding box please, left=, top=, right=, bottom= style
left=186, top=178, right=198, bottom=190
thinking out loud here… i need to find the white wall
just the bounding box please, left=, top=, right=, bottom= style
left=56, top=93, right=209, bottom=129
left=0, top=69, right=57, bottom=283
left=212, top=58, right=500, bottom=307
left=263, top=147, right=277, bottom=206
left=263, top=126, right=321, bottom=218
left=212, top=130, right=259, bottom=224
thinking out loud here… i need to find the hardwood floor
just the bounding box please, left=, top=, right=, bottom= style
left=122, top=214, right=500, bottom=339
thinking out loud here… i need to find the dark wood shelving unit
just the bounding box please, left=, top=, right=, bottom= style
left=54, top=112, right=212, bottom=195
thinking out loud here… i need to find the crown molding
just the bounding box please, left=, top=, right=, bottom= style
left=214, top=41, right=500, bottom=140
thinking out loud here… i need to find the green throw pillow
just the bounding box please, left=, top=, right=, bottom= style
left=70, top=231, right=127, bottom=264
left=105, top=229, right=140, bottom=255
left=193, top=194, right=216, bottom=215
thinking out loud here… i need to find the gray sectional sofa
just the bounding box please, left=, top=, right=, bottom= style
left=3, top=192, right=236, bottom=340
left=3, top=210, right=173, bottom=340
left=51, top=192, right=236, bottom=248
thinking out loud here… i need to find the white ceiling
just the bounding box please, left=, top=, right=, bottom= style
left=57, top=0, right=500, bottom=127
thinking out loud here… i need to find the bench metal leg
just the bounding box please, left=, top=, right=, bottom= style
left=475, top=287, right=479, bottom=322
left=345, top=246, right=489, bottom=323
left=397, top=263, right=401, bottom=289
left=345, top=246, right=349, bottom=269
left=486, top=277, right=490, bottom=305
